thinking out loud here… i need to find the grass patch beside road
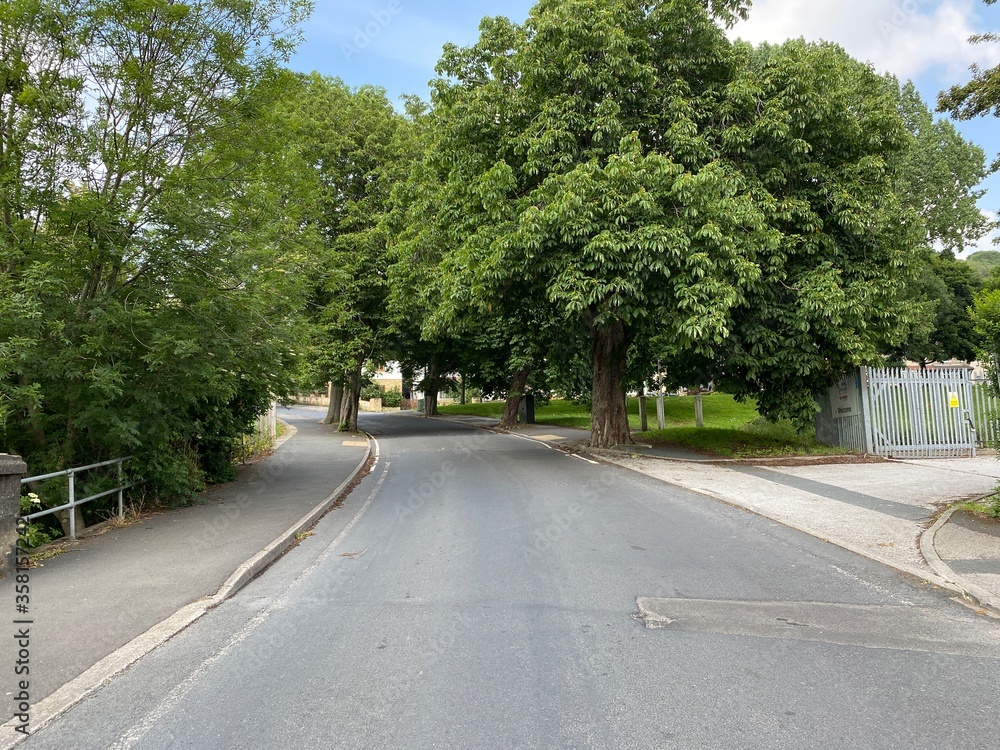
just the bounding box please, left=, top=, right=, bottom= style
left=639, top=421, right=845, bottom=458
left=439, top=394, right=845, bottom=458
left=958, top=493, right=1000, bottom=519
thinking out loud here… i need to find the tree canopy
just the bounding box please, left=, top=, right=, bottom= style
left=394, top=1, right=924, bottom=445
left=4, top=0, right=994, bottom=494
left=0, top=0, right=312, bottom=495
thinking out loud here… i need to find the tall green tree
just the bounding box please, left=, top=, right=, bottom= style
left=415, top=0, right=771, bottom=446
left=897, top=81, right=989, bottom=256
left=414, top=1, right=921, bottom=445
left=283, top=74, right=418, bottom=432
left=666, top=40, right=922, bottom=423
left=0, top=0, right=312, bottom=498
left=885, top=84, right=990, bottom=365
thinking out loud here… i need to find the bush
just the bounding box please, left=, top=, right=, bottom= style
left=987, top=495, right=1000, bottom=518
left=360, top=383, right=384, bottom=401
left=382, top=387, right=402, bottom=408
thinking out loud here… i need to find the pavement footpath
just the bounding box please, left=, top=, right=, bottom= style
left=1, top=405, right=370, bottom=739
left=437, top=413, right=1000, bottom=616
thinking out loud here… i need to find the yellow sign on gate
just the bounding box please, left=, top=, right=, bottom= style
left=948, top=392, right=961, bottom=409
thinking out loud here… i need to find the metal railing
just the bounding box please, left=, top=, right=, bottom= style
left=970, top=376, right=1000, bottom=449
left=19, top=457, right=136, bottom=540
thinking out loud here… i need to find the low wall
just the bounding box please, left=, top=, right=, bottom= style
left=359, top=399, right=404, bottom=413
left=296, top=393, right=330, bottom=407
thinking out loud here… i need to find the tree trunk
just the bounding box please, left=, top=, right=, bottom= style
left=342, top=363, right=362, bottom=433
left=460, top=374, right=467, bottom=405
left=340, top=382, right=351, bottom=425
left=590, top=320, right=634, bottom=448
left=424, top=362, right=440, bottom=417
left=323, top=381, right=344, bottom=425
left=500, top=367, right=531, bottom=429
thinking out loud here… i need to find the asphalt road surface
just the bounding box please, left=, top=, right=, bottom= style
left=22, top=413, right=1000, bottom=749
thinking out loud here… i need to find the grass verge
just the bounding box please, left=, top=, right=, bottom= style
left=439, top=394, right=846, bottom=458
left=957, top=493, right=1000, bottom=519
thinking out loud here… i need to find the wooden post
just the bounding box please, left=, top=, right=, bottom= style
left=695, top=393, right=704, bottom=428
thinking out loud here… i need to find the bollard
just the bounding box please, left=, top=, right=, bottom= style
left=0, top=454, right=28, bottom=579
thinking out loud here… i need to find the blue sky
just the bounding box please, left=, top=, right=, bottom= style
left=289, top=0, right=1000, bottom=255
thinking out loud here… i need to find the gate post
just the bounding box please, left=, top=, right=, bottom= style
left=858, top=367, right=876, bottom=455
left=0, top=454, right=27, bottom=579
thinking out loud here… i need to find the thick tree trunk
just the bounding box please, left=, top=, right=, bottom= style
left=322, top=381, right=344, bottom=425
left=340, top=382, right=352, bottom=425
left=590, top=320, right=634, bottom=448
left=342, top=363, right=362, bottom=433
left=424, top=362, right=440, bottom=416
left=500, top=367, right=531, bottom=429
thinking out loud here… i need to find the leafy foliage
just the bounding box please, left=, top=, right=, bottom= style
left=282, top=74, right=420, bottom=430
left=411, top=3, right=922, bottom=443
left=0, top=0, right=312, bottom=498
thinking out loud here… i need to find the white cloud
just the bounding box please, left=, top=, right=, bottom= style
left=730, top=0, right=1000, bottom=82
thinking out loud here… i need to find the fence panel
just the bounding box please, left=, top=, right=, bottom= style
left=970, top=375, right=1000, bottom=449
left=864, top=368, right=977, bottom=458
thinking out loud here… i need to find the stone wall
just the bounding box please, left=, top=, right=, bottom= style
left=0, top=454, right=27, bottom=579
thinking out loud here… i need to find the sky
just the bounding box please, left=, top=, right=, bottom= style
left=288, top=0, right=1000, bottom=255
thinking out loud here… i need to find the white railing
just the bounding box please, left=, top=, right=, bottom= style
left=970, top=375, right=1000, bottom=449
left=20, top=457, right=136, bottom=540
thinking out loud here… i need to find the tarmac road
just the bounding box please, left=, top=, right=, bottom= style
left=18, top=412, right=1000, bottom=749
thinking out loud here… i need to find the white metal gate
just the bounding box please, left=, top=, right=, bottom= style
left=862, top=367, right=977, bottom=458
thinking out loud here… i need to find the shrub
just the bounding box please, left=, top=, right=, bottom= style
left=360, top=383, right=384, bottom=401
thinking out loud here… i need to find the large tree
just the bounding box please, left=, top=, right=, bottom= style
left=0, top=0, right=312, bottom=497
left=898, top=82, right=989, bottom=257
left=654, top=40, right=925, bottom=422
left=414, top=1, right=921, bottom=445
left=277, top=75, right=418, bottom=432
left=415, top=0, right=773, bottom=446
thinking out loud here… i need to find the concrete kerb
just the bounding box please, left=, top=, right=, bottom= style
left=919, top=505, right=1000, bottom=617
left=586, top=445, right=890, bottom=467
left=0, top=431, right=373, bottom=748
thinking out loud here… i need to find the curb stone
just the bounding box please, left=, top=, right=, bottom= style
left=919, top=506, right=1000, bottom=618
left=0, top=432, right=372, bottom=748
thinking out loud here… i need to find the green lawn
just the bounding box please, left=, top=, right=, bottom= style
left=438, top=394, right=845, bottom=458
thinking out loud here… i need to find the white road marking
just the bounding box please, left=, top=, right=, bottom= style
left=504, top=432, right=556, bottom=450
left=111, top=461, right=391, bottom=749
